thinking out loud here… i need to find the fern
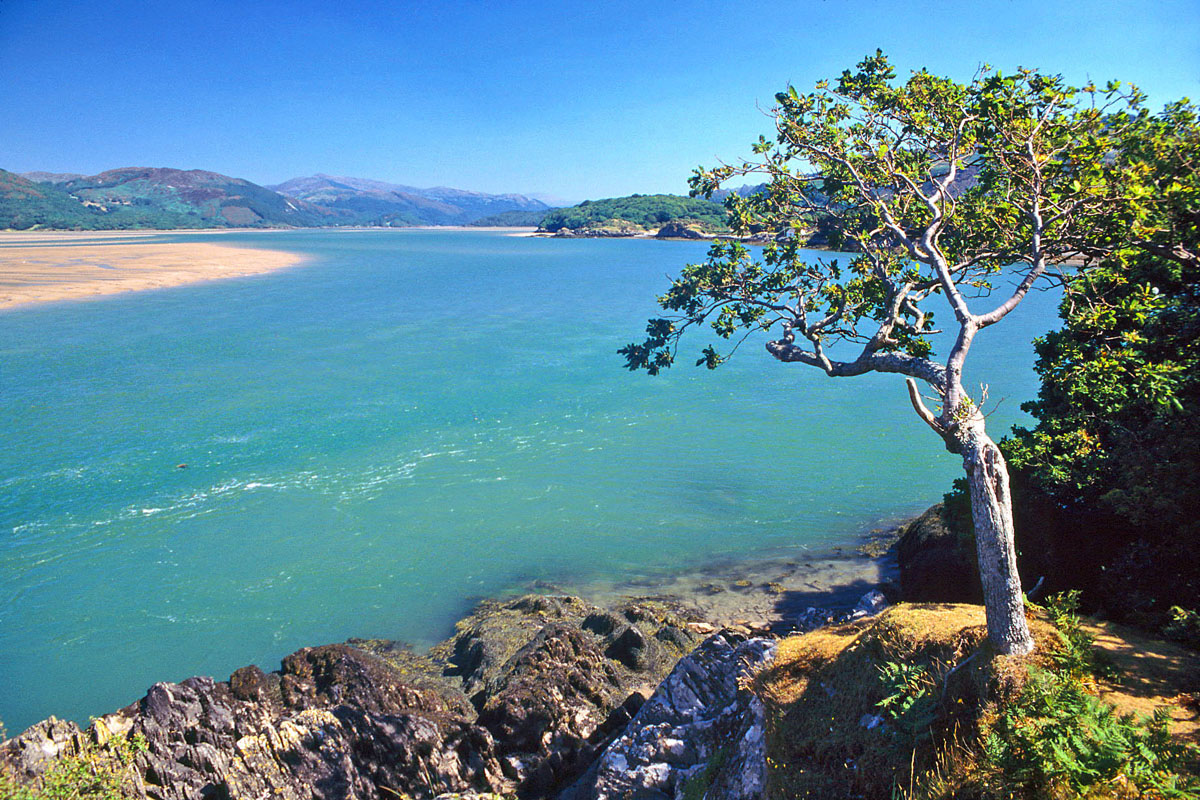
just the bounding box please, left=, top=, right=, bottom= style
left=983, top=595, right=1198, bottom=797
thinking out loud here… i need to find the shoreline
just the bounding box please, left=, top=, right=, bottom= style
left=4, top=513, right=910, bottom=737
left=502, top=526, right=901, bottom=636
left=0, top=231, right=309, bottom=310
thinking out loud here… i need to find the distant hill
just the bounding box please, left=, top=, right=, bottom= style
left=19, top=171, right=86, bottom=184
left=3, top=167, right=335, bottom=229
left=1, top=168, right=555, bottom=230
left=268, top=174, right=549, bottom=226
left=709, top=183, right=767, bottom=202
left=51, top=167, right=330, bottom=227
left=537, top=194, right=729, bottom=234
left=0, top=169, right=205, bottom=230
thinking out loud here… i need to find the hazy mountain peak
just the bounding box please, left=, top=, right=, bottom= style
left=19, top=171, right=87, bottom=184
left=268, top=174, right=550, bottom=225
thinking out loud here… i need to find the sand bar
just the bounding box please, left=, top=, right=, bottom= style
left=0, top=231, right=308, bottom=309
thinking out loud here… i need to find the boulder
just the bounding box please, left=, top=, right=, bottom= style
left=896, top=504, right=981, bottom=602
left=440, top=595, right=702, bottom=793
left=654, top=221, right=709, bottom=239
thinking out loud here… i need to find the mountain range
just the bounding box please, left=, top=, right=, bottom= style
left=0, top=167, right=552, bottom=230
left=267, top=174, right=551, bottom=227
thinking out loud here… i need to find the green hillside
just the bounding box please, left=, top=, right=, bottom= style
left=56, top=168, right=328, bottom=227
left=538, top=194, right=728, bottom=233
left=0, top=170, right=202, bottom=230
left=0, top=167, right=336, bottom=230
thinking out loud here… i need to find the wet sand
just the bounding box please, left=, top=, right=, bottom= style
left=0, top=231, right=308, bottom=309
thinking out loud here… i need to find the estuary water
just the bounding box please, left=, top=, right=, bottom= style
left=0, top=229, right=1059, bottom=732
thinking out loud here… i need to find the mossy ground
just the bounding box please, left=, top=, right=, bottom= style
left=755, top=603, right=1198, bottom=799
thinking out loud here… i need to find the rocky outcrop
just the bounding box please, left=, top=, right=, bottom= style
left=552, top=222, right=646, bottom=238
left=437, top=595, right=704, bottom=793
left=654, top=221, right=710, bottom=240
left=2, top=595, right=704, bottom=800
left=566, top=633, right=776, bottom=800
left=896, top=504, right=981, bottom=602
left=4, top=646, right=507, bottom=800
left=2, top=584, right=896, bottom=800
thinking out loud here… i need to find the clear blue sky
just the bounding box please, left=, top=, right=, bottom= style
left=1, top=0, right=1196, bottom=200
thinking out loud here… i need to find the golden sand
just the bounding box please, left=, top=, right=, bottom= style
left=0, top=231, right=307, bottom=309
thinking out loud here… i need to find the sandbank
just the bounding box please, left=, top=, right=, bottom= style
left=0, top=232, right=307, bottom=309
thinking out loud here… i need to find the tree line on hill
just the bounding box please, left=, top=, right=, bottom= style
left=536, top=194, right=730, bottom=233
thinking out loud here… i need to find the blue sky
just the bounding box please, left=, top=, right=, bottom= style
left=1, top=0, right=1196, bottom=200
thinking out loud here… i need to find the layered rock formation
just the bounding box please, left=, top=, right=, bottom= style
left=568, top=633, right=776, bottom=800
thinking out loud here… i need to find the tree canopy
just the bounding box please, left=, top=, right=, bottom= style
left=1000, top=100, right=1200, bottom=627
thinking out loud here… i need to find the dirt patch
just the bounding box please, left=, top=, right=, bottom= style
left=1083, top=619, right=1200, bottom=743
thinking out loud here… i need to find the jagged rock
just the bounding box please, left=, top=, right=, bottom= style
left=568, top=632, right=776, bottom=800
left=441, top=595, right=701, bottom=794
left=0, top=647, right=511, bottom=800
left=794, top=605, right=838, bottom=632
left=1, top=718, right=86, bottom=776
left=850, top=589, right=889, bottom=619
left=792, top=589, right=892, bottom=633
left=3, top=594, right=704, bottom=800
left=476, top=626, right=624, bottom=793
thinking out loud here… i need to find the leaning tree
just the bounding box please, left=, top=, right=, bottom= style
left=621, top=53, right=1143, bottom=655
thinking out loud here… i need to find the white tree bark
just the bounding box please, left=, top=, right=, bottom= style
left=956, top=420, right=1036, bottom=656
left=904, top=378, right=1036, bottom=656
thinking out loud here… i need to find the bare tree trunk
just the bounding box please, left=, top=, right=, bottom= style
left=959, top=422, right=1035, bottom=656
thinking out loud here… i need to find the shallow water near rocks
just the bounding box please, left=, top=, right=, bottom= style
left=0, top=229, right=1058, bottom=732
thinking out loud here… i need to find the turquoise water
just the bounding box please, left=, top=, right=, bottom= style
left=0, top=230, right=1058, bottom=733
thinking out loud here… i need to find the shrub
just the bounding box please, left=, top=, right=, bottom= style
left=0, top=732, right=145, bottom=800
